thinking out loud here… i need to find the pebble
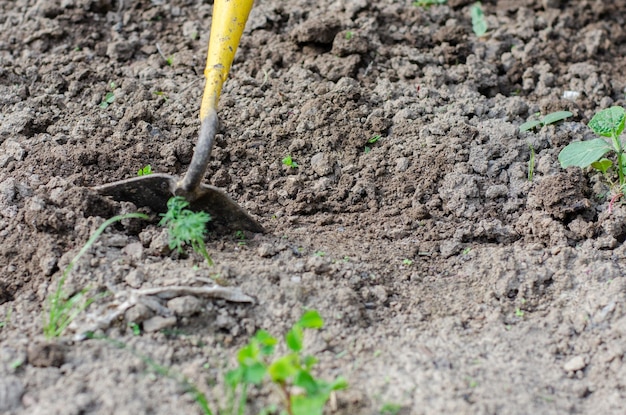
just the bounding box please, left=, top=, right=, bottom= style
left=167, top=296, right=203, bottom=317
left=563, top=356, right=587, bottom=372
left=257, top=243, right=277, bottom=258
left=125, top=269, right=145, bottom=288
left=142, top=316, right=177, bottom=332
left=122, top=242, right=144, bottom=260
left=310, top=152, right=334, bottom=176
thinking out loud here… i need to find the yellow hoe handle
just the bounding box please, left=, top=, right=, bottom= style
left=200, top=0, right=254, bottom=120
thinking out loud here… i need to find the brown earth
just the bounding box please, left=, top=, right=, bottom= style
left=2, top=0, right=626, bottom=414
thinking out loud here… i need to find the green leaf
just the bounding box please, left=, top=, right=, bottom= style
left=225, top=367, right=243, bottom=388
left=542, top=110, right=573, bottom=126
left=242, top=362, right=267, bottom=384
left=588, top=106, right=626, bottom=137
left=291, top=394, right=327, bottom=415
left=329, top=376, right=348, bottom=391
left=298, top=310, right=324, bottom=329
left=268, top=354, right=299, bottom=382
left=294, top=370, right=319, bottom=395
left=519, top=120, right=542, bottom=132
left=558, top=138, right=612, bottom=168
left=302, top=355, right=318, bottom=371
left=286, top=325, right=303, bottom=352
left=591, top=158, right=613, bottom=174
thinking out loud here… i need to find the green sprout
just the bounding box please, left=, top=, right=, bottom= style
left=156, top=43, right=174, bottom=66
left=159, top=196, right=214, bottom=266
left=235, top=230, right=246, bottom=246
left=519, top=111, right=573, bottom=132
left=137, top=165, right=152, bottom=176
left=345, top=31, right=354, bottom=40
left=313, top=251, right=326, bottom=257
left=364, top=134, right=381, bottom=153
left=515, top=308, right=524, bottom=318
left=44, top=213, right=149, bottom=339
left=129, top=322, right=141, bottom=336
left=282, top=155, right=299, bottom=168
left=558, top=106, right=626, bottom=200
left=470, top=2, right=487, bottom=37
left=153, top=90, right=169, bottom=101
left=413, top=0, right=446, bottom=7
left=225, top=310, right=347, bottom=415
left=380, top=402, right=403, bottom=415
left=402, top=258, right=413, bottom=266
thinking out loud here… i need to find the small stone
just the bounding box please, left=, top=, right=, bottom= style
left=124, top=302, right=153, bottom=323
left=142, top=316, right=177, bottom=332
left=563, top=356, right=586, bottom=372
left=306, top=256, right=331, bottom=274
left=310, top=153, right=334, bottom=176
left=371, top=285, right=388, bottom=303
left=122, top=242, right=144, bottom=260
left=149, top=229, right=171, bottom=255
left=0, top=376, right=24, bottom=412
left=167, top=296, right=203, bottom=317
left=395, top=157, right=409, bottom=172
left=257, top=243, right=277, bottom=258
left=125, top=269, right=145, bottom=288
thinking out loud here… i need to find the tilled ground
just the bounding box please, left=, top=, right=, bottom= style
left=2, top=0, right=626, bottom=414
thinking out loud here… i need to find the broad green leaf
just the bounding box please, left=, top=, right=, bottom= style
left=268, top=354, right=299, bottom=382
left=542, top=111, right=573, bottom=126
left=237, top=343, right=258, bottom=364
left=299, top=310, right=324, bottom=329
left=291, top=394, right=327, bottom=415
left=558, top=139, right=611, bottom=168
left=242, top=361, right=267, bottom=384
left=294, top=370, right=319, bottom=395
left=591, top=158, right=613, bottom=174
left=588, top=106, right=626, bottom=137
left=519, top=120, right=542, bottom=132
left=286, top=326, right=303, bottom=352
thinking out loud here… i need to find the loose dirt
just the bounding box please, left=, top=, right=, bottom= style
left=2, top=0, right=626, bottom=414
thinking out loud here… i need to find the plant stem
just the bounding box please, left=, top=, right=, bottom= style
left=611, top=132, right=625, bottom=187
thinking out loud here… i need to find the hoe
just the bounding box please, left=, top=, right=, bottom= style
left=94, top=0, right=263, bottom=233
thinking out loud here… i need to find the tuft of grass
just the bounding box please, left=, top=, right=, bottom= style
left=44, top=213, right=149, bottom=339
left=159, top=196, right=214, bottom=266
left=413, top=0, right=446, bottom=7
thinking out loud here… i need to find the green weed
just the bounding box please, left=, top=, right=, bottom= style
left=364, top=135, right=381, bottom=153
left=282, top=155, right=299, bottom=168
left=345, top=31, right=354, bottom=40
left=558, top=106, right=626, bottom=200
left=413, top=0, right=446, bottom=7
left=519, top=110, right=573, bottom=132
left=137, top=165, right=152, bottom=176
left=44, top=213, right=149, bottom=339
left=470, top=2, right=487, bottom=37
left=159, top=196, right=214, bottom=266
left=402, top=259, right=413, bottom=266
left=99, top=82, right=117, bottom=109
left=226, top=310, right=347, bottom=415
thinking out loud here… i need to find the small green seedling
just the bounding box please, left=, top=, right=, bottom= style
left=153, top=90, right=169, bottom=101
left=470, top=2, right=488, bottom=37
left=282, top=155, right=298, bottom=168
left=235, top=230, right=246, bottom=246
left=345, top=31, right=354, bottom=40
left=558, top=106, right=626, bottom=198
left=519, top=111, right=573, bottom=132
left=380, top=402, right=403, bottom=415
left=364, top=135, right=381, bottom=153
left=313, top=251, right=326, bottom=257
left=44, top=213, right=149, bottom=339
left=137, top=165, right=152, bottom=176
left=225, top=310, right=347, bottom=415
left=99, top=82, right=117, bottom=109
left=159, top=196, right=214, bottom=266
left=129, top=322, right=141, bottom=336
left=515, top=308, right=524, bottom=318
left=413, top=0, right=446, bottom=7
left=0, top=308, right=11, bottom=329
left=156, top=43, right=174, bottom=66
left=402, top=258, right=413, bottom=266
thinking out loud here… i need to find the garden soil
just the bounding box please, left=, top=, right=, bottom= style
left=2, top=0, right=626, bottom=413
